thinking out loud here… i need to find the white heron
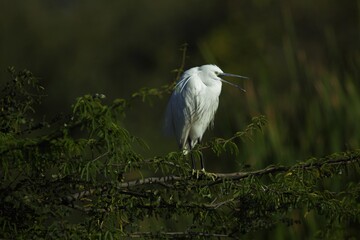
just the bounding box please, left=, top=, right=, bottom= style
left=164, top=64, right=247, bottom=172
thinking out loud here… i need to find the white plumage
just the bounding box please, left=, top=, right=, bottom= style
left=164, top=64, right=247, bottom=170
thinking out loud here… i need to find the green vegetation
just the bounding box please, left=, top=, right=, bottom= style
left=0, top=68, right=359, bottom=239
left=1, top=1, right=360, bottom=238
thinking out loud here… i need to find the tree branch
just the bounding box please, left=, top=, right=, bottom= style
left=118, top=175, right=184, bottom=188
left=129, top=231, right=230, bottom=238
left=117, top=152, right=360, bottom=188
left=60, top=152, right=360, bottom=204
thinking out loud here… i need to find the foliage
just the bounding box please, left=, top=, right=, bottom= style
left=0, top=68, right=359, bottom=239
left=1, top=2, right=360, bottom=238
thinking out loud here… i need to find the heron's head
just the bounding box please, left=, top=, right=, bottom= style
left=198, top=64, right=223, bottom=81
left=199, top=64, right=248, bottom=92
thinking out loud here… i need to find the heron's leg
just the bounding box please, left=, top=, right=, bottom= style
left=187, top=138, right=196, bottom=170
left=197, top=138, right=205, bottom=171
left=191, top=154, right=196, bottom=170
left=200, top=154, right=205, bottom=171
left=196, top=140, right=217, bottom=180
left=188, top=139, right=202, bottom=179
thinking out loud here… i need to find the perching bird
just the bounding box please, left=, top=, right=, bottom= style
left=164, top=64, right=247, bottom=171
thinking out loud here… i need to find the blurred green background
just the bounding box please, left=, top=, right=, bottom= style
left=1, top=0, right=360, bottom=168
left=1, top=0, right=360, bottom=238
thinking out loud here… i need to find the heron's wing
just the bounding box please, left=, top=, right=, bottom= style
left=164, top=70, right=203, bottom=151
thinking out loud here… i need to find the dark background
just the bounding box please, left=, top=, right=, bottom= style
left=1, top=0, right=360, bottom=238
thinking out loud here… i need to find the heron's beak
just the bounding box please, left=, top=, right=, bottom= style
left=219, top=73, right=248, bottom=79
left=219, top=72, right=248, bottom=92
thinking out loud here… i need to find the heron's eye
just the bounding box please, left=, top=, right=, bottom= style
left=214, top=71, right=220, bottom=76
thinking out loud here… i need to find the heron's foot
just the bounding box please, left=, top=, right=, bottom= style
left=191, top=169, right=217, bottom=180
left=191, top=169, right=201, bottom=179
left=200, top=169, right=217, bottom=180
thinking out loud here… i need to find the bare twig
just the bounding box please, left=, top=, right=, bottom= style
left=175, top=43, right=188, bottom=81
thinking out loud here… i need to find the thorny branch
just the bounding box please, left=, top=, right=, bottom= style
left=119, top=152, right=360, bottom=188
left=129, top=231, right=230, bottom=238
left=62, top=152, right=360, bottom=203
